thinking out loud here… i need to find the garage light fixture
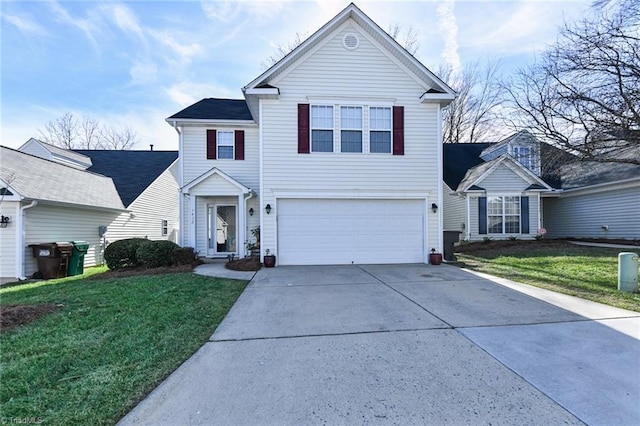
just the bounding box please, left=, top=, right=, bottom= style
left=249, top=208, right=254, bottom=216
left=0, top=215, right=10, bottom=228
left=265, top=204, right=272, bottom=214
left=431, top=203, right=438, bottom=213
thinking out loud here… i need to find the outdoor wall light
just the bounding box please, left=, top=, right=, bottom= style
left=265, top=204, right=272, bottom=214
left=249, top=208, right=254, bottom=216
left=431, top=203, right=438, bottom=213
left=0, top=215, right=10, bottom=228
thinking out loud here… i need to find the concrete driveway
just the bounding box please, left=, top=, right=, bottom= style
left=120, top=264, right=640, bottom=426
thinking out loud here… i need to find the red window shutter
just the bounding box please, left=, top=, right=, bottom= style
left=206, top=129, right=217, bottom=159
left=234, top=130, right=245, bottom=160
left=393, top=106, right=404, bottom=155
left=298, top=103, right=310, bottom=154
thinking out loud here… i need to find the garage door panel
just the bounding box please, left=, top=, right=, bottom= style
left=278, top=199, right=425, bottom=265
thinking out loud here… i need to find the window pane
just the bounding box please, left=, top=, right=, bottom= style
left=488, top=216, right=503, bottom=234
left=218, top=131, right=234, bottom=146
left=341, top=106, right=362, bottom=129
left=312, top=105, right=333, bottom=128
left=505, top=216, right=520, bottom=233
left=312, top=130, right=333, bottom=152
left=487, top=197, right=503, bottom=215
left=370, top=107, right=391, bottom=130
left=504, top=197, right=520, bottom=215
left=341, top=130, right=362, bottom=152
left=218, top=146, right=234, bottom=159
left=370, top=131, right=391, bottom=153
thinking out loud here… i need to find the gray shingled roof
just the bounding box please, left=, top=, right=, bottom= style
left=0, top=146, right=125, bottom=210
left=167, top=98, right=253, bottom=121
left=561, top=160, right=640, bottom=189
left=33, top=139, right=93, bottom=167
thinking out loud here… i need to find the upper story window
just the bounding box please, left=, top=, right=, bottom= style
left=340, top=106, right=362, bottom=153
left=161, top=219, right=168, bottom=236
left=311, top=105, right=334, bottom=152
left=217, top=131, right=234, bottom=159
left=369, top=107, right=392, bottom=153
left=513, top=146, right=535, bottom=172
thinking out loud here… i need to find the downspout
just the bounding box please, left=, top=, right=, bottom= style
left=244, top=191, right=254, bottom=257
left=170, top=121, right=184, bottom=246
left=17, top=200, right=38, bottom=280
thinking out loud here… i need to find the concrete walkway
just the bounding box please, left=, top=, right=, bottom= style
left=119, top=264, right=640, bottom=426
left=193, top=259, right=257, bottom=281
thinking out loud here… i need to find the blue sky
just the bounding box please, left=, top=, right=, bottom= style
left=1, top=0, right=591, bottom=151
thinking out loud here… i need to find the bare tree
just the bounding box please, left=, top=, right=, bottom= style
left=37, top=112, right=138, bottom=150
left=387, top=23, right=420, bottom=55
left=503, top=0, right=640, bottom=165
left=440, top=59, right=506, bottom=143
left=261, top=32, right=308, bottom=69
left=38, top=112, right=78, bottom=148
left=100, top=126, right=138, bottom=150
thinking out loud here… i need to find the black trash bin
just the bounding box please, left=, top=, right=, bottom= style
left=29, top=242, right=73, bottom=279
left=68, top=241, right=90, bottom=276
left=443, top=230, right=462, bottom=261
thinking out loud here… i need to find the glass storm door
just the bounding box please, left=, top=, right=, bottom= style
left=208, top=205, right=237, bottom=255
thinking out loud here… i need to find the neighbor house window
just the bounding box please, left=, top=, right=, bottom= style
left=161, top=220, right=168, bottom=236
left=369, top=107, right=391, bottom=153
left=513, top=146, right=534, bottom=171
left=488, top=196, right=520, bottom=234
left=217, top=131, right=234, bottom=159
left=340, top=106, right=363, bottom=152
left=311, top=105, right=334, bottom=152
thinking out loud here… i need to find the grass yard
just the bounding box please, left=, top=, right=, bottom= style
left=0, top=268, right=248, bottom=425
left=455, top=240, right=640, bottom=312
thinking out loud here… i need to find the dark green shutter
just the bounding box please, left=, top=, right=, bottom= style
left=478, top=196, right=487, bottom=234
left=521, top=197, right=530, bottom=234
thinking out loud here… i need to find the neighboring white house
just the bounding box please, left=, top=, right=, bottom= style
left=166, top=3, right=456, bottom=265
left=443, top=131, right=640, bottom=241
left=0, top=146, right=125, bottom=281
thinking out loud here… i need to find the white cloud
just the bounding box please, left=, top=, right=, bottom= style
left=165, top=82, right=239, bottom=107
left=202, top=0, right=293, bottom=23
left=2, top=13, right=48, bottom=36
left=47, top=0, right=103, bottom=50
left=150, top=31, right=203, bottom=61
left=437, top=0, right=461, bottom=75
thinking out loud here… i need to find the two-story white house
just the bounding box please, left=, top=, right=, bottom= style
left=166, top=3, right=456, bottom=265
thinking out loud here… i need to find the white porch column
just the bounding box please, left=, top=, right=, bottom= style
left=189, top=195, right=196, bottom=250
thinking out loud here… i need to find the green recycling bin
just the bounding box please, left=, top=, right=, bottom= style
left=68, top=241, right=90, bottom=276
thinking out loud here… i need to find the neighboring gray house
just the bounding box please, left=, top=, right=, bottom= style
left=443, top=131, right=640, bottom=241
left=0, top=146, right=125, bottom=281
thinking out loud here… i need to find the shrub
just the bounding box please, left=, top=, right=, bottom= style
left=482, top=236, right=492, bottom=244
left=172, top=247, right=200, bottom=266
left=136, top=240, right=179, bottom=268
left=104, top=238, right=147, bottom=270
left=534, top=234, right=544, bottom=241
left=508, top=236, right=518, bottom=241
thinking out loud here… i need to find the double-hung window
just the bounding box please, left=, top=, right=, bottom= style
left=513, top=146, right=534, bottom=171
left=488, top=196, right=520, bottom=234
left=217, top=131, right=234, bottom=159
left=311, top=105, right=334, bottom=152
left=340, top=106, right=362, bottom=153
left=369, top=107, right=392, bottom=153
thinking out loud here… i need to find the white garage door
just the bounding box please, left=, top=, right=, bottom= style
left=277, top=199, right=425, bottom=265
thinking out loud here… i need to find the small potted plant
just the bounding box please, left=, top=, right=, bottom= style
left=429, top=248, right=442, bottom=265
left=263, top=249, right=276, bottom=268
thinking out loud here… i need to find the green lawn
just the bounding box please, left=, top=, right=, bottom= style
left=456, top=241, right=640, bottom=312
left=0, top=268, right=248, bottom=425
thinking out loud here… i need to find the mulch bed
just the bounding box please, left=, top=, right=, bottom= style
left=226, top=257, right=262, bottom=271
left=86, top=263, right=201, bottom=280
left=1, top=303, right=61, bottom=333
left=455, top=238, right=639, bottom=256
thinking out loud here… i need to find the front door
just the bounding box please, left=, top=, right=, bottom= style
left=208, top=205, right=237, bottom=256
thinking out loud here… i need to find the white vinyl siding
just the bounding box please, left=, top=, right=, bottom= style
left=261, top=22, right=440, bottom=255
left=105, top=162, right=179, bottom=244
left=477, top=163, right=531, bottom=192
left=0, top=202, right=19, bottom=279
left=442, top=183, right=466, bottom=233
left=23, top=204, right=120, bottom=277
left=543, top=184, right=640, bottom=239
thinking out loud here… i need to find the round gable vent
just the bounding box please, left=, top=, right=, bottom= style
left=342, top=33, right=360, bottom=50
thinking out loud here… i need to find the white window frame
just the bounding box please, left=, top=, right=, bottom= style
left=311, top=105, right=334, bottom=153
left=369, top=106, right=392, bottom=154
left=339, top=106, right=363, bottom=153
left=487, top=195, right=521, bottom=234
left=217, top=130, right=235, bottom=159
